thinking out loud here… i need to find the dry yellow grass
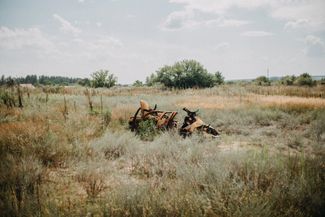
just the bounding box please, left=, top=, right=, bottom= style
left=246, top=85, right=325, bottom=98
left=176, top=95, right=249, bottom=110
left=176, top=94, right=325, bottom=110
left=111, top=104, right=135, bottom=122
left=1, top=85, right=324, bottom=217
left=255, top=95, right=325, bottom=110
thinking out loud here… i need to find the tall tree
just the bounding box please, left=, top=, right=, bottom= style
left=147, top=60, right=220, bottom=89
left=91, top=70, right=117, bottom=88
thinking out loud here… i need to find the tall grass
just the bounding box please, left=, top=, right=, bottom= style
left=0, top=85, right=324, bottom=217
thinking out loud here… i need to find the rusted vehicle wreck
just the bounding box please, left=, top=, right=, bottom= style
left=129, top=100, right=220, bottom=138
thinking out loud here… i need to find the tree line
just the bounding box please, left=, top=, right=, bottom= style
left=0, top=75, right=82, bottom=86
left=1, top=59, right=323, bottom=88
left=254, top=73, right=322, bottom=87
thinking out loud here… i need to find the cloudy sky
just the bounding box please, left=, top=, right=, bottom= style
left=0, top=0, right=324, bottom=83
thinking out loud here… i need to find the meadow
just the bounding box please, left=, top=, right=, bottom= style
left=0, top=84, right=324, bottom=217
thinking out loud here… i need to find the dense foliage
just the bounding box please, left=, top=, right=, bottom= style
left=280, top=75, right=296, bottom=85
left=0, top=75, right=82, bottom=86
left=254, top=76, right=271, bottom=86
left=278, top=73, right=317, bottom=86
left=91, top=70, right=117, bottom=88
left=294, top=73, right=316, bottom=86
left=133, top=80, right=143, bottom=87
left=146, top=60, right=224, bottom=88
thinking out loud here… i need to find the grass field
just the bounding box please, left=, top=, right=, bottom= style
left=1, top=84, right=325, bottom=217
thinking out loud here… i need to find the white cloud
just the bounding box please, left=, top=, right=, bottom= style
left=284, top=19, right=309, bottom=30
left=303, top=35, right=325, bottom=57
left=169, top=0, right=266, bottom=14
left=168, top=0, right=325, bottom=31
left=71, top=35, right=124, bottom=60
left=161, top=9, right=196, bottom=30
left=241, top=31, right=274, bottom=37
left=207, top=18, right=250, bottom=27
left=161, top=8, right=249, bottom=31
left=0, top=26, right=56, bottom=52
left=96, top=22, right=102, bottom=27
left=126, top=14, right=136, bottom=19
left=305, top=35, right=324, bottom=46
left=53, top=14, right=81, bottom=35
left=91, top=36, right=124, bottom=49
left=271, top=0, right=325, bottom=30
left=214, top=42, right=229, bottom=51
left=0, top=24, right=123, bottom=63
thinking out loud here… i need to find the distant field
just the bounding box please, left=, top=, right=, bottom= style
left=1, top=84, right=324, bottom=217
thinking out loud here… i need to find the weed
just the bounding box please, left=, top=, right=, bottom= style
left=102, top=109, right=112, bottom=127
left=76, top=165, right=107, bottom=200
left=137, top=119, right=159, bottom=141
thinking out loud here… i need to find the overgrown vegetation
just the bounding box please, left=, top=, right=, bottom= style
left=0, top=74, right=82, bottom=86
left=255, top=76, right=271, bottom=86
left=0, top=84, right=324, bottom=217
left=91, top=69, right=117, bottom=88
left=146, top=60, right=224, bottom=88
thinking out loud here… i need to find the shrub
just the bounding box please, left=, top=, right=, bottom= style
left=137, top=119, right=159, bottom=141
left=254, top=76, right=271, bottom=86
left=76, top=164, right=107, bottom=200
left=0, top=88, right=16, bottom=108
left=102, top=110, right=112, bottom=127
left=91, top=70, right=117, bottom=88
left=147, top=60, right=223, bottom=89
left=133, top=80, right=143, bottom=87
left=0, top=155, right=46, bottom=217
left=294, top=73, right=315, bottom=86
left=280, top=75, right=296, bottom=85
left=310, top=111, right=325, bottom=142
left=320, top=78, right=325, bottom=85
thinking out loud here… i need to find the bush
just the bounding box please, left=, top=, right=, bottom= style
left=76, top=163, right=107, bottom=200
left=133, top=80, right=143, bottom=87
left=147, top=60, right=223, bottom=89
left=102, top=110, right=112, bottom=127
left=137, top=119, right=159, bottom=141
left=280, top=75, right=296, bottom=85
left=310, top=111, right=325, bottom=142
left=0, top=88, right=16, bottom=108
left=0, top=152, right=46, bottom=217
left=294, top=73, right=315, bottom=86
left=91, top=70, right=117, bottom=88
left=320, top=78, right=325, bottom=85
left=254, top=76, right=271, bottom=86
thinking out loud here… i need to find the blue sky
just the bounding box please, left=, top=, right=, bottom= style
left=0, top=0, right=324, bottom=83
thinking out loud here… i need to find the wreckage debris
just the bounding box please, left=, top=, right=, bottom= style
left=179, top=107, right=220, bottom=138
left=129, top=100, right=220, bottom=138
left=129, top=100, right=178, bottom=132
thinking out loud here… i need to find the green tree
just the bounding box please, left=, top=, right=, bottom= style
left=5, top=76, right=15, bottom=87
left=78, top=78, right=91, bottom=87
left=0, top=75, right=5, bottom=86
left=254, top=76, right=271, bottom=86
left=91, top=70, right=117, bottom=88
left=106, top=74, right=117, bottom=88
left=147, top=60, right=218, bottom=89
left=133, top=80, right=143, bottom=87
left=280, top=75, right=296, bottom=85
left=214, top=71, right=225, bottom=85
left=294, top=73, right=315, bottom=86
left=320, top=78, right=325, bottom=85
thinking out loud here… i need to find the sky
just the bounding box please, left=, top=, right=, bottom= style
left=0, top=0, right=324, bottom=84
